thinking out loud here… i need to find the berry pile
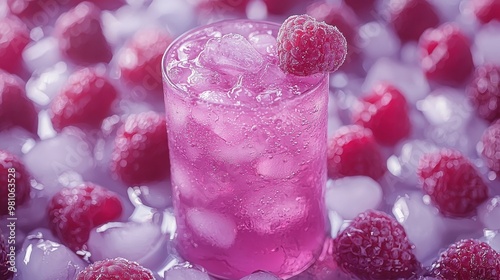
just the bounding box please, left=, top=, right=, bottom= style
left=1, top=0, right=500, bottom=280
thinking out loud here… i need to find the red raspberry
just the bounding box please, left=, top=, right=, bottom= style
left=467, top=64, right=500, bottom=122
left=0, top=71, right=38, bottom=135
left=54, top=1, right=112, bottom=65
left=277, top=14, right=347, bottom=76
left=352, top=83, right=411, bottom=146
left=7, top=0, right=47, bottom=21
left=118, top=28, right=172, bottom=95
left=332, top=210, right=420, bottom=280
left=472, top=0, right=500, bottom=24
left=76, top=257, right=154, bottom=280
left=388, top=0, right=440, bottom=42
left=431, top=239, right=500, bottom=280
left=110, top=112, right=170, bottom=186
left=50, top=67, right=118, bottom=132
left=418, top=23, right=474, bottom=85
left=263, top=0, right=298, bottom=15
left=47, top=183, right=123, bottom=251
left=0, top=150, right=31, bottom=216
left=0, top=229, right=13, bottom=280
left=0, top=17, right=30, bottom=74
left=481, top=121, right=500, bottom=178
left=306, top=1, right=359, bottom=67
left=327, top=125, right=386, bottom=180
left=417, top=149, right=489, bottom=217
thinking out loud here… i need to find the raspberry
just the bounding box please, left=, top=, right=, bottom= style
left=472, top=0, right=500, bottom=24
left=352, top=83, right=411, bottom=146
left=76, top=257, right=154, bottom=280
left=0, top=71, right=38, bottom=135
left=277, top=14, right=347, bottom=76
left=70, top=0, right=125, bottom=10
left=0, top=150, right=31, bottom=216
left=418, top=23, right=474, bottom=85
left=0, top=17, right=30, bottom=73
left=417, top=149, right=489, bottom=217
left=118, top=28, right=172, bottom=95
left=110, top=112, right=170, bottom=186
left=481, top=121, right=500, bottom=178
left=47, top=183, right=123, bottom=251
left=327, top=125, right=386, bottom=180
left=388, top=0, right=440, bottom=42
left=6, top=0, right=49, bottom=22
left=54, top=1, right=112, bottom=65
left=263, top=0, right=298, bottom=15
left=467, top=64, right=500, bottom=122
left=431, top=239, right=500, bottom=280
left=49, top=67, right=117, bottom=132
left=332, top=210, right=420, bottom=280
left=0, top=229, right=13, bottom=280
left=306, top=1, right=359, bottom=68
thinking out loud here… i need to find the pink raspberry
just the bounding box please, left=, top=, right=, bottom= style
left=332, top=210, right=420, bottom=280
left=417, top=149, right=489, bottom=217
left=277, top=14, right=347, bottom=76
left=50, top=67, right=118, bottom=132
left=418, top=23, right=474, bottom=85
left=467, top=64, right=500, bottom=122
left=481, top=121, right=500, bottom=178
left=47, top=183, right=123, bottom=251
left=0, top=229, right=13, bottom=280
left=118, top=28, right=172, bottom=95
left=472, top=0, right=500, bottom=24
left=0, top=150, right=31, bottom=216
left=6, top=0, right=49, bottom=22
left=110, top=112, right=170, bottom=186
left=327, top=125, right=386, bottom=180
left=431, top=239, right=500, bottom=280
left=54, top=1, right=112, bottom=65
left=70, top=0, right=125, bottom=10
left=352, top=83, right=411, bottom=146
left=0, top=17, right=30, bottom=74
left=344, top=0, right=376, bottom=13
left=0, top=70, right=38, bottom=135
left=388, top=0, right=440, bottom=42
left=76, top=257, right=154, bottom=280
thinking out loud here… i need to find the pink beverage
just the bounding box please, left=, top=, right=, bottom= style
left=162, top=20, right=328, bottom=279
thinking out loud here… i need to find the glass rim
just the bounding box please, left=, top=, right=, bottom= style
left=161, top=18, right=328, bottom=109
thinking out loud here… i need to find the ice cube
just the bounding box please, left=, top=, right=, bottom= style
left=387, top=140, right=440, bottom=185
left=474, top=22, right=500, bottom=65
left=186, top=208, right=237, bottom=248
left=427, top=0, right=461, bottom=22
left=484, top=229, right=500, bottom=253
left=198, top=34, right=264, bottom=74
left=23, top=127, right=95, bottom=196
left=14, top=196, right=49, bottom=233
left=0, top=127, right=36, bottom=156
left=248, top=33, right=277, bottom=58
left=37, top=110, right=57, bottom=140
left=358, top=21, right=400, bottom=68
left=363, top=58, right=430, bottom=103
left=240, top=271, right=280, bottom=280
left=101, top=6, right=152, bottom=48
left=148, top=0, right=196, bottom=36
left=256, top=154, right=301, bottom=179
left=22, top=37, right=62, bottom=73
left=16, top=230, right=86, bottom=280
left=164, top=266, right=211, bottom=280
left=26, top=62, right=69, bottom=107
left=128, top=180, right=173, bottom=209
left=392, top=193, right=445, bottom=263
left=478, top=196, right=500, bottom=230
left=87, top=221, right=169, bottom=269
left=242, top=188, right=308, bottom=234
left=325, top=177, right=383, bottom=220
